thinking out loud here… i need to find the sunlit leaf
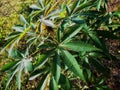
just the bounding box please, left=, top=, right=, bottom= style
left=12, top=25, right=24, bottom=32
left=41, top=19, right=56, bottom=28
left=38, top=0, right=44, bottom=8
left=20, top=15, right=28, bottom=24
left=22, top=57, right=33, bottom=73
left=96, top=0, right=102, bottom=11
left=30, top=4, right=41, bottom=10
left=16, top=69, right=22, bottom=90
left=2, top=61, right=20, bottom=72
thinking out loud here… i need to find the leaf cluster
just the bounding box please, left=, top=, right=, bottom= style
left=1, top=0, right=120, bottom=90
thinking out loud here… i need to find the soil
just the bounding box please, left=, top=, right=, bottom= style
left=105, top=39, right=120, bottom=90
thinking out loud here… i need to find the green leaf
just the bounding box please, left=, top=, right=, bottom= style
left=12, top=25, right=24, bottom=32
left=62, top=25, right=83, bottom=43
left=34, top=50, right=54, bottom=70
left=59, top=74, right=71, bottom=90
left=88, top=30, right=102, bottom=46
left=29, top=68, right=48, bottom=80
left=30, top=4, right=41, bottom=10
left=22, top=58, right=33, bottom=73
left=0, top=35, right=18, bottom=54
left=9, top=49, right=23, bottom=59
left=63, top=41, right=100, bottom=52
left=83, top=69, right=91, bottom=82
left=113, top=10, right=120, bottom=17
left=20, top=15, right=28, bottom=24
left=5, top=32, right=20, bottom=41
left=41, top=19, right=56, bottom=28
left=96, top=0, right=102, bottom=11
left=71, top=0, right=81, bottom=14
left=66, top=5, right=71, bottom=16
left=38, top=0, right=44, bottom=8
left=50, top=77, right=58, bottom=90
left=51, top=51, right=61, bottom=83
left=61, top=50, right=85, bottom=81
left=71, top=16, right=85, bottom=24
left=89, top=52, right=103, bottom=58
left=37, top=73, right=50, bottom=90
left=2, top=61, right=20, bottom=72
left=16, top=70, right=22, bottom=90
left=75, top=0, right=95, bottom=12
left=6, top=69, right=18, bottom=89
left=24, top=61, right=33, bottom=73
left=80, top=11, right=99, bottom=18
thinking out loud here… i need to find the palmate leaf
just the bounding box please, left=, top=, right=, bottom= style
left=10, top=59, right=32, bottom=89
left=61, top=50, right=85, bottom=81
left=4, top=49, right=33, bottom=89
left=62, top=41, right=101, bottom=52
left=0, top=26, right=30, bottom=54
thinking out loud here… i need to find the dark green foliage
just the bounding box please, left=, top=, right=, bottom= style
left=1, top=0, right=120, bottom=89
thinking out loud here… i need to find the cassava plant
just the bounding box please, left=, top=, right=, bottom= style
left=1, top=0, right=119, bottom=90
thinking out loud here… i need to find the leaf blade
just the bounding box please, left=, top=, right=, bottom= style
left=62, top=41, right=100, bottom=52
left=61, top=50, right=85, bottom=81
